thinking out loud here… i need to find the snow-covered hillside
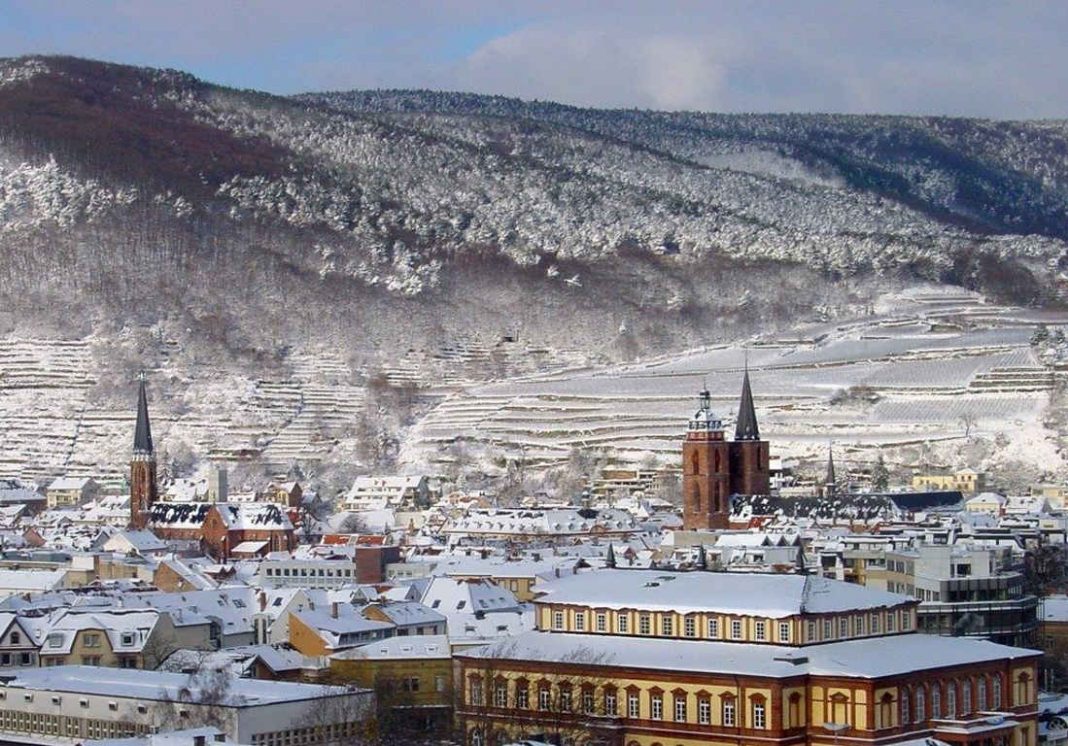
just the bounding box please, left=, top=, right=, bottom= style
left=404, top=287, right=1068, bottom=482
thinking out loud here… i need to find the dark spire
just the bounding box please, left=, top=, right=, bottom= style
left=824, top=443, right=836, bottom=492
left=134, top=371, right=154, bottom=455
left=734, top=366, right=760, bottom=441
left=695, top=543, right=708, bottom=571
left=605, top=543, right=616, bottom=569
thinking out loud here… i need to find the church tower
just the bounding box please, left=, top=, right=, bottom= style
left=129, top=372, right=158, bottom=530
left=729, top=367, right=771, bottom=496
left=682, top=389, right=731, bottom=530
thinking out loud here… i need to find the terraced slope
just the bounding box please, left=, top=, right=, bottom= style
left=405, top=287, right=1068, bottom=476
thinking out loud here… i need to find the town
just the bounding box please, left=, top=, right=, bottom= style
left=0, top=366, right=1058, bottom=746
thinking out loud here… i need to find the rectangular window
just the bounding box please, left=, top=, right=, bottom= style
left=595, top=613, right=607, bottom=632
left=779, top=622, right=790, bottom=642
left=685, top=616, right=696, bottom=638
left=651, top=694, right=663, bottom=720
left=516, top=687, right=529, bottom=709
left=807, top=621, right=816, bottom=641
left=628, top=692, right=640, bottom=718
left=723, top=699, right=735, bottom=726
left=83, top=633, right=101, bottom=648
left=574, top=612, right=585, bottom=632
left=583, top=690, right=595, bottom=713
left=731, top=619, right=743, bottom=639
left=708, top=618, right=720, bottom=638
left=753, top=701, right=766, bottom=729
left=618, top=615, right=629, bottom=634
left=559, top=688, right=572, bottom=711
left=639, top=614, right=651, bottom=635
left=838, top=617, right=848, bottom=637
left=856, top=615, right=866, bottom=635
left=754, top=620, right=766, bottom=641
left=469, top=681, right=483, bottom=706
left=887, top=612, right=896, bottom=632
left=662, top=616, right=673, bottom=636
left=674, top=695, right=687, bottom=722
left=605, top=691, right=617, bottom=715
left=539, top=688, right=551, bottom=710
left=900, top=610, right=910, bottom=630
left=871, top=613, right=880, bottom=634
left=493, top=684, right=507, bottom=707
left=698, top=697, right=711, bottom=724
left=552, top=611, right=564, bottom=630
left=823, top=619, right=833, bottom=639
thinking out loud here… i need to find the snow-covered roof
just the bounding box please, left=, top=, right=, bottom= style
left=29, top=608, right=161, bottom=655
left=0, top=665, right=360, bottom=705
left=535, top=569, right=912, bottom=618
left=420, top=577, right=521, bottom=614
left=332, top=633, right=450, bottom=661
left=47, top=477, right=93, bottom=491
left=365, top=601, right=445, bottom=627
left=215, top=503, right=292, bottom=531
left=444, top=507, right=636, bottom=536
left=1042, top=595, right=1068, bottom=623
left=0, top=568, right=67, bottom=593
left=458, top=630, right=1039, bottom=679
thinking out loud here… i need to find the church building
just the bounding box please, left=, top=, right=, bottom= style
left=127, top=376, right=297, bottom=559
left=682, top=370, right=771, bottom=530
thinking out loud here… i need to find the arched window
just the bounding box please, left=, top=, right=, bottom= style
left=471, top=728, right=483, bottom=746
left=900, top=688, right=909, bottom=725
left=878, top=693, right=893, bottom=729
left=946, top=683, right=957, bottom=718
left=931, top=685, right=941, bottom=719
left=915, top=687, right=925, bottom=723
left=961, top=680, right=972, bottom=714
left=788, top=692, right=802, bottom=729
left=830, top=693, right=849, bottom=726
left=1015, top=671, right=1032, bottom=706
left=992, top=676, right=1002, bottom=709
left=977, top=678, right=987, bottom=711
left=722, top=695, right=736, bottom=727
left=751, top=696, right=767, bottom=729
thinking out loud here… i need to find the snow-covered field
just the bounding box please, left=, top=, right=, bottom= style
left=404, top=286, right=1068, bottom=476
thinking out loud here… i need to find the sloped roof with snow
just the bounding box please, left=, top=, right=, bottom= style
left=535, top=569, right=912, bottom=618
left=333, top=633, right=450, bottom=661
left=459, top=630, right=1039, bottom=679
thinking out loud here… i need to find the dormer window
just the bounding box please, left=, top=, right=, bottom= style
left=10, top=632, right=19, bottom=645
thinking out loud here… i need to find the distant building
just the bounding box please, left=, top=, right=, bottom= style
left=45, top=477, right=97, bottom=509
left=682, top=371, right=770, bottom=531
left=0, top=665, right=372, bottom=744
left=913, top=469, right=987, bottom=495
left=343, top=476, right=430, bottom=511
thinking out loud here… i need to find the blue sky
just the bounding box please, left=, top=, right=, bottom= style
left=2, top=0, right=1066, bottom=118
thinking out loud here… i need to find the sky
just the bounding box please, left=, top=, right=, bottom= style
left=2, top=0, right=1066, bottom=118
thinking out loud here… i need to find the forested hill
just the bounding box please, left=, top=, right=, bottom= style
left=0, top=55, right=1066, bottom=372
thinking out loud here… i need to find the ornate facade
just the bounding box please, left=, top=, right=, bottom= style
left=456, top=569, right=1040, bottom=746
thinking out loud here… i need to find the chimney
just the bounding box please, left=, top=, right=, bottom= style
left=258, top=591, right=266, bottom=611
left=331, top=602, right=339, bottom=619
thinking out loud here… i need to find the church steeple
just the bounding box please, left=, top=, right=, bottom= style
left=129, top=372, right=158, bottom=530
left=734, top=367, right=760, bottom=441
left=824, top=443, right=838, bottom=497
left=134, top=371, right=154, bottom=456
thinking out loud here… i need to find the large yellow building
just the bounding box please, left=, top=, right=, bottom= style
left=456, top=569, right=1040, bottom=746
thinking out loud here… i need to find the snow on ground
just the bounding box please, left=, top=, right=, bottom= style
left=404, top=285, right=1068, bottom=476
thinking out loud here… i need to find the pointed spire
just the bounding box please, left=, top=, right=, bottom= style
left=824, top=443, right=837, bottom=494
left=695, top=544, right=708, bottom=571
left=734, top=365, right=760, bottom=441
left=605, top=543, right=616, bottom=569
left=134, top=371, right=154, bottom=456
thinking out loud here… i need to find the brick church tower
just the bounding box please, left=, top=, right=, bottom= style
left=682, top=389, right=732, bottom=530
left=129, top=372, right=158, bottom=530
left=683, top=372, right=772, bottom=531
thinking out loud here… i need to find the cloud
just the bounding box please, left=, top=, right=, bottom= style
left=452, top=26, right=731, bottom=110
left=2, top=0, right=1067, bottom=117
